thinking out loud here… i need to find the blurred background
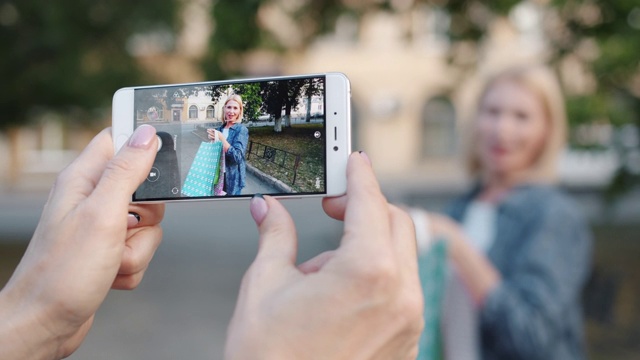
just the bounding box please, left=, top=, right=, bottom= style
left=1, top=0, right=639, bottom=359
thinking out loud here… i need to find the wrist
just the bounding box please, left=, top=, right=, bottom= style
left=0, top=283, right=65, bottom=359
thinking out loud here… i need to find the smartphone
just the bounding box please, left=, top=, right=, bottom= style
left=112, top=73, right=351, bottom=202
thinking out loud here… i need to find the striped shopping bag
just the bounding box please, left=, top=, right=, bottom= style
left=181, top=141, right=223, bottom=197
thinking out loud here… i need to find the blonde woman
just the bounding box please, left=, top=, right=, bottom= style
left=415, top=65, right=592, bottom=359
left=208, top=94, right=249, bottom=195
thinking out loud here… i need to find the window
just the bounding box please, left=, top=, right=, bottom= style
left=421, top=96, right=456, bottom=158
left=189, top=105, right=198, bottom=119
left=206, top=105, right=215, bottom=119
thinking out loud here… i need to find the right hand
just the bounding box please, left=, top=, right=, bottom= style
left=207, top=128, right=217, bottom=141
left=225, top=152, right=424, bottom=360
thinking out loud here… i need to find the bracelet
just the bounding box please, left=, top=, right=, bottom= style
left=408, top=208, right=433, bottom=255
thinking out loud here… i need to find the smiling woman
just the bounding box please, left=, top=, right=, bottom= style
left=467, top=66, right=567, bottom=186
left=207, top=94, right=249, bottom=196
left=413, top=65, right=593, bottom=360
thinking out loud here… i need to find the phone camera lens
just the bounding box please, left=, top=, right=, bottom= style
left=333, top=146, right=339, bottom=151
left=334, top=112, right=337, bottom=115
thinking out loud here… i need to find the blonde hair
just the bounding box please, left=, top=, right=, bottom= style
left=224, top=94, right=244, bottom=123
left=465, top=65, right=567, bottom=183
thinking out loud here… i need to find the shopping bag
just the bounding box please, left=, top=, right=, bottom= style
left=181, top=141, right=223, bottom=197
left=417, top=239, right=447, bottom=360
left=213, top=147, right=226, bottom=196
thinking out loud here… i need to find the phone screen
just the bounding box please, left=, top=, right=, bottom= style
left=132, top=75, right=327, bottom=201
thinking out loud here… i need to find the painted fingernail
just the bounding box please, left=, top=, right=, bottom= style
left=250, top=194, right=268, bottom=225
left=128, top=124, right=156, bottom=149
left=358, top=151, right=372, bottom=166
left=127, top=212, right=141, bottom=228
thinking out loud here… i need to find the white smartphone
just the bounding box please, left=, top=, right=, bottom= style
left=112, top=72, right=351, bottom=202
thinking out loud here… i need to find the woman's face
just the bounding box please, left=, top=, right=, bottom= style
left=476, top=79, right=549, bottom=181
left=224, top=100, right=241, bottom=122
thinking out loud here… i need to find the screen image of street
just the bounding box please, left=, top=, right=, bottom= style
left=132, top=76, right=326, bottom=200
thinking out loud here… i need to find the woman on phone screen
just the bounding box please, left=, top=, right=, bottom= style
left=208, top=94, right=249, bottom=195
left=413, top=65, right=593, bottom=360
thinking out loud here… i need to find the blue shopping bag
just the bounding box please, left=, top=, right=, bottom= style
left=417, top=240, right=447, bottom=360
left=181, top=141, right=223, bottom=197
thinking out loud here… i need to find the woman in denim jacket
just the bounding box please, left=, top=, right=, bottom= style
left=208, top=94, right=249, bottom=195
left=413, top=66, right=592, bottom=359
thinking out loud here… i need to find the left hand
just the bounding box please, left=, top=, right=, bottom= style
left=0, top=125, right=165, bottom=359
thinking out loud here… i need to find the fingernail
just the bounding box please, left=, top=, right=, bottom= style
left=358, top=151, right=372, bottom=166
left=128, top=124, right=156, bottom=149
left=250, top=194, right=268, bottom=225
left=127, top=212, right=141, bottom=228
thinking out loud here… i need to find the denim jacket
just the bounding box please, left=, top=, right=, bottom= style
left=218, top=123, right=249, bottom=195
left=447, top=184, right=592, bottom=360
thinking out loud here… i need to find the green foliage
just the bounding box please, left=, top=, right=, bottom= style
left=547, top=1, right=640, bottom=195
left=232, top=83, right=262, bottom=122
left=203, top=0, right=262, bottom=78
left=0, top=0, right=178, bottom=129
left=203, top=0, right=347, bottom=79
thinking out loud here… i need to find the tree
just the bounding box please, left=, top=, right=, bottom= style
left=203, top=0, right=347, bottom=79
left=303, top=77, right=323, bottom=123
left=231, top=83, right=262, bottom=122
left=283, top=79, right=306, bottom=127
left=257, top=79, right=314, bottom=132
left=547, top=1, right=640, bottom=196
left=0, top=0, right=179, bottom=130
left=260, top=80, right=289, bottom=132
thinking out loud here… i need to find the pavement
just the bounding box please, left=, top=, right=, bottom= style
left=0, top=187, right=341, bottom=360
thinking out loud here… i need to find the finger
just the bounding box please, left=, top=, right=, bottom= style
left=127, top=203, right=166, bottom=228
left=322, top=194, right=347, bottom=221
left=340, top=152, right=391, bottom=251
left=112, top=271, right=146, bottom=290
left=48, top=128, right=115, bottom=213
left=250, top=195, right=298, bottom=268
left=388, top=205, right=419, bottom=275
left=89, top=125, right=158, bottom=218
left=118, top=225, right=163, bottom=275
left=321, top=150, right=371, bottom=221
left=297, top=250, right=336, bottom=274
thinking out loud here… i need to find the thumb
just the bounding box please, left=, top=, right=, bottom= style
left=250, top=194, right=298, bottom=268
left=90, top=125, right=158, bottom=212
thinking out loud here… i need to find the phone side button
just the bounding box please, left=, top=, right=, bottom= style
left=116, top=134, right=129, bottom=150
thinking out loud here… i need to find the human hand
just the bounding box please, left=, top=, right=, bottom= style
left=207, top=128, right=226, bottom=142
left=425, top=212, right=466, bottom=258
left=207, top=128, right=216, bottom=140
left=0, top=125, right=165, bottom=359
left=225, top=152, right=424, bottom=360
left=425, top=212, right=499, bottom=304
left=207, top=129, right=230, bottom=152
